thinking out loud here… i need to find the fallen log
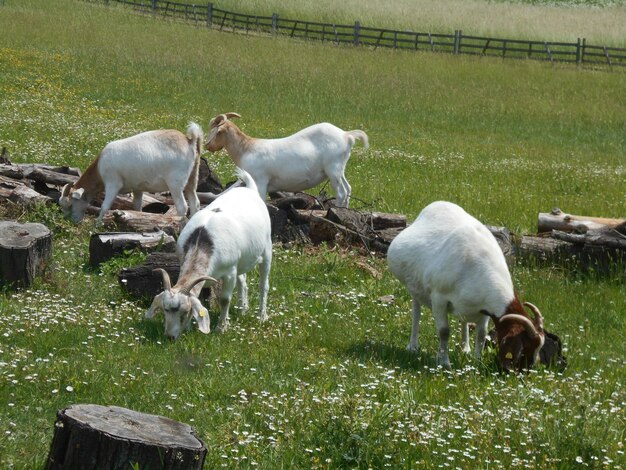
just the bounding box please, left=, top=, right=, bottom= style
left=538, top=208, right=625, bottom=234
left=45, top=404, right=206, bottom=470
left=103, top=210, right=183, bottom=236
left=0, top=220, right=52, bottom=287
left=118, top=252, right=212, bottom=302
left=89, top=230, right=176, bottom=267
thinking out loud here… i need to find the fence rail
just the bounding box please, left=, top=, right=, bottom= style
left=85, top=0, right=626, bottom=69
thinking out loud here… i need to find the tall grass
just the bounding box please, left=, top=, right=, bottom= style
left=0, top=1, right=624, bottom=468
left=199, top=0, right=626, bottom=46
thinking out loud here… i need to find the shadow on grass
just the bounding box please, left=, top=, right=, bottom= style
left=342, top=339, right=500, bottom=376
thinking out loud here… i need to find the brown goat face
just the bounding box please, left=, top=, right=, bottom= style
left=497, top=333, right=542, bottom=372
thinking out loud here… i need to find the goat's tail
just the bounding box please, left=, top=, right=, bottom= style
left=186, top=121, right=204, bottom=157
left=235, top=168, right=259, bottom=195
left=346, top=130, right=369, bottom=150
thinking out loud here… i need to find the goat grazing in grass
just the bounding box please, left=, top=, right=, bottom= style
left=387, top=201, right=545, bottom=371
left=205, top=113, right=368, bottom=207
left=60, top=122, right=203, bottom=224
left=146, top=169, right=272, bottom=340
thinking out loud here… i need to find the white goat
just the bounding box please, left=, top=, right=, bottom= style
left=145, top=169, right=272, bottom=340
left=205, top=113, right=368, bottom=207
left=387, top=201, right=545, bottom=370
left=59, top=122, right=203, bottom=224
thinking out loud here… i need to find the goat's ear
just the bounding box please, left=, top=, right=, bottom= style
left=190, top=297, right=210, bottom=334
left=210, top=115, right=226, bottom=129
left=72, top=187, right=85, bottom=200
left=145, top=293, right=164, bottom=319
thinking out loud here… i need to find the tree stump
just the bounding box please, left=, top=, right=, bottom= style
left=0, top=220, right=52, bottom=287
left=45, top=404, right=206, bottom=470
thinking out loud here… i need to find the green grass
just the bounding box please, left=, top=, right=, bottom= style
left=198, top=0, right=626, bottom=46
left=0, top=1, right=625, bottom=468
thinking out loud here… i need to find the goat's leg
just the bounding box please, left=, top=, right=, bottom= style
left=474, top=316, right=489, bottom=361
left=215, top=275, right=236, bottom=333
left=328, top=172, right=348, bottom=208
left=184, top=157, right=201, bottom=216
left=407, top=294, right=421, bottom=353
left=236, top=274, right=249, bottom=314
left=432, top=297, right=451, bottom=368
left=257, top=250, right=272, bottom=322
left=132, top=190, right=143, bottom=211
left=97, top=181, right=123, bottom=225
left=170, top=188, right=189, bottom=217
left=340, top=174, right=352, bottom=208
left=461, top=322, right=470, bottom=353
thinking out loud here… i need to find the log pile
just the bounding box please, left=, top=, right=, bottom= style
left=0, top=150, right=622, bottom=279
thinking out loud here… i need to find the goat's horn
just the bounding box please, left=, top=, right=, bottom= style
left=180, top=276, right=218, bottom=296
left=498, top=313, right=541, bottom=339
left=225, top=112, right=241, bottom=120
left=153, top=268, right=172, bottom=292
left=523, top=301, right=544, bottom=330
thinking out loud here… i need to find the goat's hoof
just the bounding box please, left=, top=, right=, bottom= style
left=406, top=344, right=419, bottom=353
left=214, top=323, right=229, bottom=334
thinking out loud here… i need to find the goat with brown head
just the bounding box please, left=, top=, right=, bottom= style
left=486, top=301, right=545, bottom=372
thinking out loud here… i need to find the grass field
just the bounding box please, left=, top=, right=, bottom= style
left=0, top=0, right=625, bottom=468
left=203, top=0, right=626, bottom=46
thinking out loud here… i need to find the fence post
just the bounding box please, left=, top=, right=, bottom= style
left=206, top=3, right=212, bottom=27
left=272, top=13, right=278, bottom=34
left=354, top=21, right=361, bottom=46
left=580, top=38, right=587, bottom=64
left=457, top=30, right=462, bottom=54
left=575, top=38, right=581, bottom=65
left=152, top=0, right=157, bottom=11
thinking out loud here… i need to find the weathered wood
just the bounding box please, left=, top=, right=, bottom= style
left=119, top=252, right=181, bottom=299
left=0, top=174, right=53, bottom=206
left=118, top=252, right=213, bottom=302
left=369, top=212, right=407, bottom=230
left=16, top=163, right=81, bottom=179
left=551, top=229, right=626, bottom=250
left=289, top=208, right=328, bottom=225
left=103, top=210, right=183, bottom=236
left=0, top=163, right=24, bottom=180
left=270, top=192, right=322, bottom=211
left=0, top=220, right=52, bottom=287
left=45, top=404, right=206, bottom=470
left=21, top=166, right=79, bottom=187
left=89, top=231, right=176, bottom=267
left=486, top=225, right=515, bottom=264
left=517, top=235, right=575, bottom=264
left=538, top=208, right=625, bottom=234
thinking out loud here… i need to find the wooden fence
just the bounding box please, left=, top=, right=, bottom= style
left=86, top=0, right=626, bottom=69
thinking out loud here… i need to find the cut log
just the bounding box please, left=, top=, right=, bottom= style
left=538, top=208, right=625, bottom=234
left=368, top=212, right=407, bottom=230
left=0, top=163, right=24, bottom=180
left=45, top=404, right=206, bottom=470
left=270, top=192, right=322, bottom=211
left=103, top=210, right=183, bottom=236
left=21, top=166, right=78, bottom=187
left=89, top=231, right=176, bottom=267
left=0, top=220, right=52, bottom=287
left=517, top=235, right=576, bottom=265
left=266, top=204, right=289, bottom=242
left=486, top=225, right=515, bottom=264
left=16, top=163, right=81, bottom=179
left=119, top=252, right=181, bottom=299
left=288, top=208, right=328, bottom=225
left=118, top=252, right=213, bottom=302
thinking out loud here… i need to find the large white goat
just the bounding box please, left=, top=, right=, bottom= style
left=146, top=169, right=272, bottom=340
left=59, top=123, right=203, bottom=224
left=387, top=201, right=545, bottom=371
left=204, top=113, right=368, bottom=207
